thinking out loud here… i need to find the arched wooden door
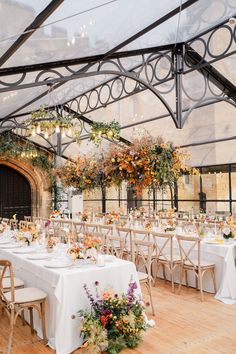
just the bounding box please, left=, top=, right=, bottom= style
left=0, top=164, right=31, bottom=220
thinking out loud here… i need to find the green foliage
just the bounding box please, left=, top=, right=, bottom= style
left=90, top=120, right=121, bottom=144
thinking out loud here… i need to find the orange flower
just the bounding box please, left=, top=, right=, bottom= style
left=102, top=291, right=112, bottom=300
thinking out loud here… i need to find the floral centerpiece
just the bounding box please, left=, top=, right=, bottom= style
left=16, top=226, right=39, bottom=246
left=68, top=243, right=85, bottom=260
left=46, top=237, right=56, bottom=252
left=82, top=212, right=89, bottom=222
left=105, top=211, right=119, bottom=225
left=76, top=281, right=146, bottom=354
left=50, top=210, right=62, bottom=219
left=222, top=226, right=234, bottom=240
left=68, top=234, right=102, bottom=261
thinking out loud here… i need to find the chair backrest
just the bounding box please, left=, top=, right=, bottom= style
left=131, top=239, right=153, bottom=277
left=106, top=235, right=125, bottom=259
left=176, top=235, right=201, bottom=268
left=116, top=226, right=132, bottom=257
left=151, top=232, right=175, bottom=262
left=19, top=220, right=28, bottom=230
left=99, top=224, right=114, bottom=236
left=83, top=222, right=99, bottom=233
left=0, top=260, right=15, bottom=304
left=24, top=216, right=31, bottom=222
left=2, top=218, right=10, bottom=225
left=132, top=229, right=151, bottom=241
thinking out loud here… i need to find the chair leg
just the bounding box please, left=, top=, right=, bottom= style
left=195, top=274, right=198, bottom=290
left=210, top=268, right=217, bottom=294
left=146, top=280, right=155, bottom=316
left=178, top=266, right=184, bottom=294
left=185, top=270, right=189, bottom=287
left=198, top=270, right=204, bottom=301
left=170, top=266, right=175, bottom=293
left=7, top=308, right=14, bottom=354
left=40, top=301, right=47, bottom=344
left=162, top=264, right=166, bottom=282
left=29, top=307, right=34, bottom=334
left=21, top=309, right=25, bottom=326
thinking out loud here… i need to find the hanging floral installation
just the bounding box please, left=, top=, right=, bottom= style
left=57, top=134, right=198, bottom=193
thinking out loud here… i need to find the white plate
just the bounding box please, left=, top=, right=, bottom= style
left=44, top=260, right=73, bottom=268
left=0, top=239, right=12, bottom=245
left=13, top=247, right=37, bottom=254
left=27, top=253, right=52, bottom=260
left=0, top=243, right=22, bottom=249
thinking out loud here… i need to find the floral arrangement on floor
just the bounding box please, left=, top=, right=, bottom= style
left=57, top=134, right=197, bottom=194
left=77, top=281, right=146, bottom=354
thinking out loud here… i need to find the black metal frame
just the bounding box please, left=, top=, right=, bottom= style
left=0, top=1, right=235, bottom=155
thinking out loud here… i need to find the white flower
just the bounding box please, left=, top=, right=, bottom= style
left=222, top=227, right=231, bottom=236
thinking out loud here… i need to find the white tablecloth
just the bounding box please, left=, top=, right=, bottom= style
left=0, top=247, right=140, bottom=354
left=157, top=238, right=236, bottom=304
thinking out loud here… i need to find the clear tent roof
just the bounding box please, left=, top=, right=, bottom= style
left=0, top=0, right=235, bottom=161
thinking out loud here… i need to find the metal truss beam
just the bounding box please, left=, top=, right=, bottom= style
left=0, top=0, right=197, bottom=121
left=0, top=0, right=64, bottom=67
left=0, top=44, right=176, bottom=77
left=185, top=47, right=236, bottom=102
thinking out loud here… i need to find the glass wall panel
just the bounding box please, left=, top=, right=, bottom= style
left=231, top=164, right=236, bottom=200
left=201, top=165, right=229, bottom=202
left=178, top=174, right=200, bottom=200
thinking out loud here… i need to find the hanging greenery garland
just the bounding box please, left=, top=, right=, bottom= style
left=89, top=120, right=121, bottom=145
left=0, top=135, right=53, bottom=172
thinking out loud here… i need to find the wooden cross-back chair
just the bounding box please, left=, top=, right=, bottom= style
left=57, top=220, right=73, bottom=243
left=83, top=222, right=99, bottom=233
left=99, top=224, right=114, bottom=236
left=2, top=218, right=10, bottom=225
left=176, top=235, right=216, bottom=301
left=18, top=220, right=28, bottom=230
left=131, top=239, right=155, bottom=315
left=72, top=222, right=85, bottom=242
left=0, top=260, right=47, bottom=353
left=106, top=234, right=125, bottom=259
left=151, top=232, right=181, bottom=292
left=116, top=226, right=132, bottom=260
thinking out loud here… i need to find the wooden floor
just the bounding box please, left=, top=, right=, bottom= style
left=1, top=281, right=236, bottom=354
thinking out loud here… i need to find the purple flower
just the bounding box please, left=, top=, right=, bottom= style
left=45, top=219, right=51, bottom=228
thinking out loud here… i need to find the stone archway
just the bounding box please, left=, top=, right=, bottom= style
left=0, top=157, right=51, bottom=218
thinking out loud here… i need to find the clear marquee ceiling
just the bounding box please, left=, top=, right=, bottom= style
left=0, top=0, right=235, bottom=158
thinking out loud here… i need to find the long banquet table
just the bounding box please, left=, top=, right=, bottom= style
left=0, top=245, right=140, bottom=354
left=119, top=227, right=236, bottom=304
